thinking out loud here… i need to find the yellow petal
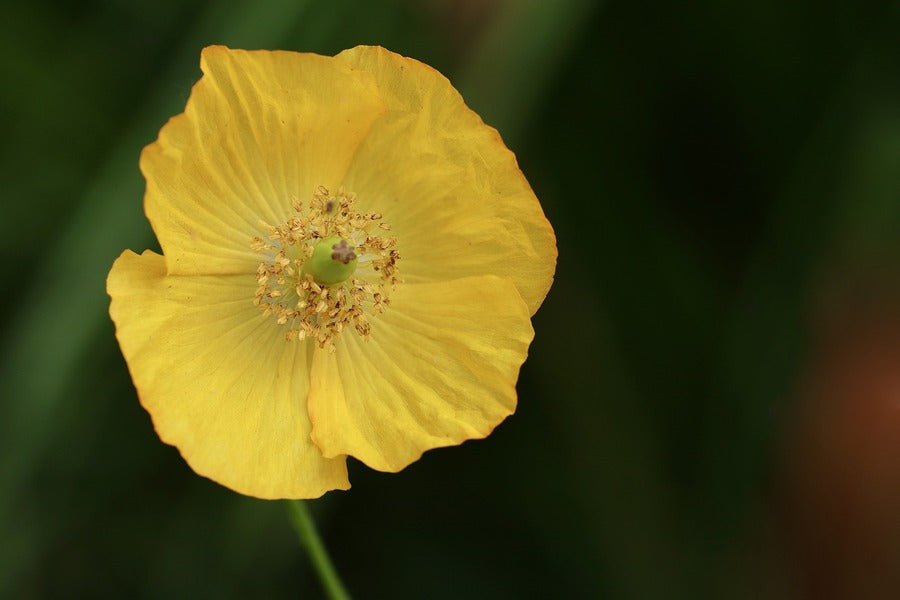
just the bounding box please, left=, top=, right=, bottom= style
left=143, top=46, right=385, bottom=276
left=307, top=276, right=534, bottom=472
left=107, top=250, right=349, bottom=499
left=336, top=46, right=557, bottom=315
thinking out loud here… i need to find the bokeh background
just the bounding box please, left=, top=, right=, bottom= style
left=2, top=0, right=899, bottom=598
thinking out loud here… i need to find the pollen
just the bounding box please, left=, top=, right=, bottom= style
left=252, top=186, right=401, bottom=351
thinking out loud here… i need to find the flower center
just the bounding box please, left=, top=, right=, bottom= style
left=251, top=186, right=400, bottom=351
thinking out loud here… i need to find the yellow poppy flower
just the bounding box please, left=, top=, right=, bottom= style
left=107, top=45, right=556, bottom=499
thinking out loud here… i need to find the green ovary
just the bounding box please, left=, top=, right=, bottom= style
left=304, top=235, right=358, bottom=285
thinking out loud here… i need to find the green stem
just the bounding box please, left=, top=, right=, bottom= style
left=286, top=500, right=351, bottom=600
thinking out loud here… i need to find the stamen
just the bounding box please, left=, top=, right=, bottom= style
left=251, top=186, right=401, bottom=349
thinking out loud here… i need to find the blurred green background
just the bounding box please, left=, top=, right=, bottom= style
left=2, top=0, right=899, bottom=597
